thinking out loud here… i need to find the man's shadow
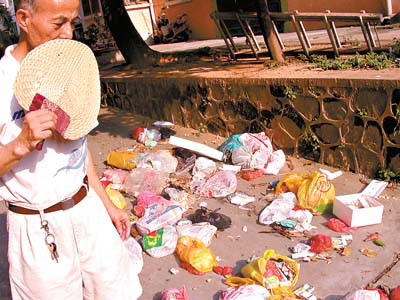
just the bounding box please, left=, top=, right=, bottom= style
left=0, top=213, right=11, bottom=299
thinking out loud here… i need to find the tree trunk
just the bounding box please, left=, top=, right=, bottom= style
left=100, top=0, right=160, bottom=67
left=256, top=0, right=285, bottom=62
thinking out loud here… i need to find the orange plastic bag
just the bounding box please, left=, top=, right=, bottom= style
left=176, top=236, right=217, bottom=273
left=297, top=171, right=335, bottom=215
left=106, top=151, right=137, bottom=170
left=275, top=173, right=304, bottom=194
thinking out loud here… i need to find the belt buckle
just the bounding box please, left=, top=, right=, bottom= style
left=61, top=198, right=74, bottom=210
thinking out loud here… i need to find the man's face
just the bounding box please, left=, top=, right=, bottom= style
left=24, top=0, right=80, bottom=49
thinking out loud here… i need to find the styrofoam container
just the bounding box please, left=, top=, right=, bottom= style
left=333, top=180, right=387, bottom=227
left=333, top=194, right=383, bottom=227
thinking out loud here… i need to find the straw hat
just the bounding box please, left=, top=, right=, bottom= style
left=14, top=39, right=100, bottom=140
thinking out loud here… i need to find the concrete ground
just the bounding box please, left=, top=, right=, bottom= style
left=150, top=26, right=400, bottom=54
left=1, top=107, right=398, bottom=299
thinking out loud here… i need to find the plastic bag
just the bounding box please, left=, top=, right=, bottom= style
left=176, top=236, right=218, bottom=273
left=106, top=151, right=137, bottom=170
left=231, top=133, right=273, bottom=170
left=137, top=191, right=170, bottom=208
left=194, top=171, right=237, bottom=198
left=240, top=249, right=299, bottom=292
left=142, top=226, right=178, bottom=258
left=191, top=207, right=232, bottom=231
left=342, top=290, right=380, bottom=300
left=105, top=184, right=127, bottom=210
left=135, top=202, right=183, bottom=235
left=192, top=157, right=217, bottom=176
left=137, top=128, right=161, bottom=147
left=391, top=286, right=400, bottom=300
left=162, top=285, right=189, bottom=300
left=137, top=150, right=178, bottom=173
left=309, top=234, right=333, bottom=253
left=297, top=171, right=335, bottom=215
left=258, top=193, right=313, bottom=232
left=275, top=173, right=304, bottom=194
left=219, top=285, right=270, bottom=300
left=241, top=169, right=264, bottom=181
left=124, top=237, right=144, bottom=274
left=176, top=222, right=217, bottom=247
left=327, top=218, right=359, bottom=233
left=123, top=168, right=169, bottom=197
left=164, top=187, right=190, bottom=211
left=102, top=169, right=129, bottom=184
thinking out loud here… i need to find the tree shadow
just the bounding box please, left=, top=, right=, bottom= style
left=325, top=295, right=345, bottom=300
left=89, top=107, right=155, bottom=139
left=0, top=213, right=11, bottom=300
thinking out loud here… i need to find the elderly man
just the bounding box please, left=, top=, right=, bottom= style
left=0, top=0, right=142, bottom=299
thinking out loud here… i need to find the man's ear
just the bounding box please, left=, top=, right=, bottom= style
left=15, top=9, right=31, bottom=34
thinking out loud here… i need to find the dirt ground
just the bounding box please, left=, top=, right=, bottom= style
left=90, top=108, right=400, bottom=300
left=0, top=107, right=399, bottom=299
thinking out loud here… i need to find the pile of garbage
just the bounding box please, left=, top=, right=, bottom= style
left=100, top=121, right=391, bottom=300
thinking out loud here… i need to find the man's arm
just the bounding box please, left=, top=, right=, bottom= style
left=86, top=150, right=130, bottom=240
left=0, top=110, right=56, bottom=176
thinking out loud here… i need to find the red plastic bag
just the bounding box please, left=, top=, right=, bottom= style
left=391, top=286, right=400, bottom=300
left=162, top=285, right=189, bottom=300
left=213, top=266, right=233, bottom=276
left=241, top=169, right=264, bottom=181
left=309, top=234, right=333, bottom=253
left=327, top=218, right=360, bottom=233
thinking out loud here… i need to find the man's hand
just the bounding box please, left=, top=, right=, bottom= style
left=107, top=205, right=131, bottom=240
left=16, top=110, right=57, bottom=156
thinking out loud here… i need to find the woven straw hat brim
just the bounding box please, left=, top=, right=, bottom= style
left=14, top=39, right=100, bottom=140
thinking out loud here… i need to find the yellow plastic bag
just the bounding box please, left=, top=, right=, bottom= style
left=297, top=171, right=335, bottom=215
left=176, top=236, right=217, bottom=273
left=106, top=151, right=137, bottom=170
left=240, top=249, right=299, bottom=291
left=225, top=277, right=256, bottom=287
left=105, top=184, right=127, bottom=210
left=275, top=173, right=304, bottom=194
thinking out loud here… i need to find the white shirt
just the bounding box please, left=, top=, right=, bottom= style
left=0, top=45, right=89, bottom=209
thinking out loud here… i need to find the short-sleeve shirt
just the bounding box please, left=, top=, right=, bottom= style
left=0, top=45, right=91, bottom=210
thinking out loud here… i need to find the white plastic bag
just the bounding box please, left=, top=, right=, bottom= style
left=136, top=202, right=183, bottom=235
left=137, top=150, right=178, bottom=173
left=123, top=168, right=169, bottom=197
left=164, top=188, right=190, bottom=212
left=142, top=226, right=178, bottom=258
left=228, top=133, right=285, bottom=175
left=193, top=171, right=237, bottom=198
left=176, top=222, right=217, bottom=247
left=231, top=133, right=273, bottom=170
left=192, top=157, right=217, bottom=176
left=219, top=285, right=270, bottom=300
left=342, top=290, right=380, bottom=300
left=258, top=192, right=313, bottom=232
left=124, top=237, right=144, bottom=274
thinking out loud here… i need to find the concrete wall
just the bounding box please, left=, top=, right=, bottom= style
left=101, top=76, right=400, bottom=177
left=153, top=0, right=218, bottom=40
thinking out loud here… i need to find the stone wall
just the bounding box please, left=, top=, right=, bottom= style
left=101, top=77, right=400, bottom=177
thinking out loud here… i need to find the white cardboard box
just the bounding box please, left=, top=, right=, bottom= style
left=332, top=180, right=387, bottom=227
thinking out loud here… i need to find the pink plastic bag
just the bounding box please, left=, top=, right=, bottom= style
left=162, top=285, right=189, bottom=300
left=137, top=191, right=171, bottom=208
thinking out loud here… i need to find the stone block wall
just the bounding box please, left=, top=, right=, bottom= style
left=101, top=77, right=400, bottom=177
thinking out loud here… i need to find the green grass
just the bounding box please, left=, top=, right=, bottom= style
left=308, top=52, right=399, bottom=70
